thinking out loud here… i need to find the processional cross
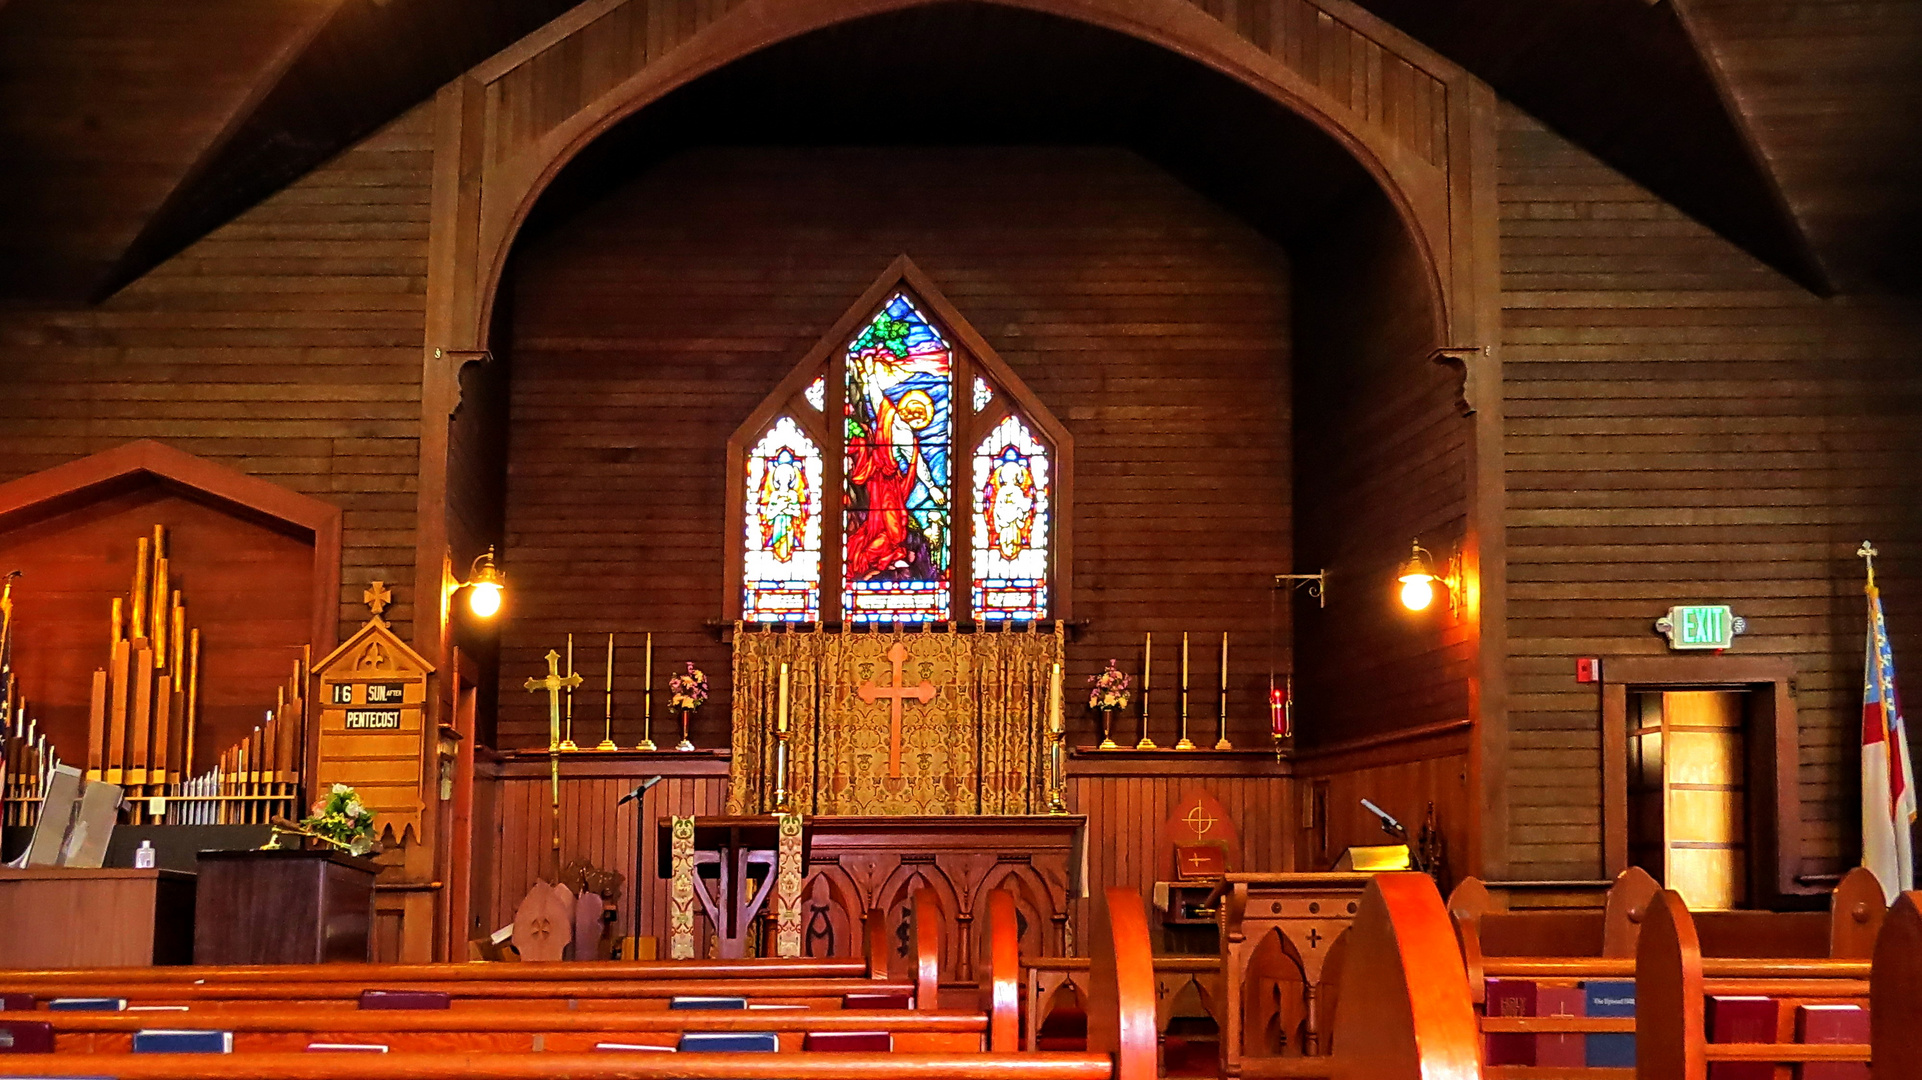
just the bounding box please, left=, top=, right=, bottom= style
left=858, top=642, right=936, bottom=778
left=525, top=649, right=583, bottom=863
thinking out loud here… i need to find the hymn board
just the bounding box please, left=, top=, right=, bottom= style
left=311, top=594, right=434, bottom=842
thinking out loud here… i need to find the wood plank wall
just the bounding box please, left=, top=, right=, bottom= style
left=1290, top=186, right=1472, bottom=747
left=0, top=103, right=435, bottom=648
left=477, top=764, right=730, bottom=943
left=496, top=147, right=1295, bottom=752
left=1499, top=103, right=1922, bottom=881
left=0, top=103, right=436, bottom=766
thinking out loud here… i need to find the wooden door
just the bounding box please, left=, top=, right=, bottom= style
left=1659, top=691, right=1747, bottom=910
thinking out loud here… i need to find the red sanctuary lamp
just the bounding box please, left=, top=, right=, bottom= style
left=1269, top=675, right=1293, bottom=761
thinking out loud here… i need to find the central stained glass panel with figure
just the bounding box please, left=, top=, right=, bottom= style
left=842, top=293, right=953, bottom=621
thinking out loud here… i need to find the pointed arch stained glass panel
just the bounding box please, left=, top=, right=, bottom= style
left=744, top=417, right=824, bottom=621
left=972, top=415, right=1050, bottom=620
left=842, top=293, right=953, bottom=622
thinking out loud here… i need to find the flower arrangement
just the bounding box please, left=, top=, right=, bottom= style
left=1087, top=660, right=1132, bottom=712
left=298, top=783, right=379, bottom=856
left=669, top=662, right=709, bottom=712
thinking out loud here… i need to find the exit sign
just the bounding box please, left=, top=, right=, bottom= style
left=1655, top=605, right=1747, bottom=651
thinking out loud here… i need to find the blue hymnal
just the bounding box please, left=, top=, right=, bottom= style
left=133, top=1030, right=233, bottom=1054
left=669, top=996, right=747, bottom=1011
left=677, top=1031, right=778, bottom=1052
left=47, top=999, right=125, bottom=1012
left=1583, top=980, right=1636, bottom=1068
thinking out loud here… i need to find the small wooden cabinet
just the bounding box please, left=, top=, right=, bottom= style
left=194, top=849, right=376, bottom=964
left=0, top=868, right=196, bottom=966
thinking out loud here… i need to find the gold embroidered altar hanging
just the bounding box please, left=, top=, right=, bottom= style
left=728, top=623, right=1061, bottom=816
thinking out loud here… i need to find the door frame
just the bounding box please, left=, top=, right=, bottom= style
left=1599, top=656, right=1807, bottom=906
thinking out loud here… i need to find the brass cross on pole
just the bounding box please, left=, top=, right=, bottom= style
left=525, top=649, right=582, bottom=863
left=857, top=642, right=936, bottom=778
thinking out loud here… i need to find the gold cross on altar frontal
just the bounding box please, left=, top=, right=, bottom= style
left=858, top=642, right=937, bottom=778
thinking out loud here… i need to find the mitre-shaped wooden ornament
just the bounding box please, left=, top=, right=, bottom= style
left=511, top=879, right=575, bottom=962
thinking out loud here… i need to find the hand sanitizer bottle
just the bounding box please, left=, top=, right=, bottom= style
left=133, top=840, right=156, bottom=869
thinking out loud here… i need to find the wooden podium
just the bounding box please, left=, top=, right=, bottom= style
left=0, top=868, right=196, bottom=966
left=194, top=849, right=377, bottom=963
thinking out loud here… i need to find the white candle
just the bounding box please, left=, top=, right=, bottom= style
left=1048, top=662, right=1063, bottom=735
left=777, top=662, right=790, bottom=734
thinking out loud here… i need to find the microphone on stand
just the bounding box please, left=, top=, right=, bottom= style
left=616, top=776, right=662, bottom=807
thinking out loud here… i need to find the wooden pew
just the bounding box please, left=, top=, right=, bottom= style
left=1216, top=871, right=1373, bottom=1069
left=1455, top=867, right=1887, bottom=1005
left=0, top=892, right=931, bottom=1012
left=1631, top=886, right=1908, bottom=1078
left=1, top=886, right=1161, bottom=1080
left=1023, top=955, right=1220, bottom=1053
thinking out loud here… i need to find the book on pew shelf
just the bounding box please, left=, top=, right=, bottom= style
left=747, top=1003, right=807, bottom=1010
left=46, top=998, right=124, bottom=1012
left=670, top=996, right=748, bottom=1010
left=124, top=1006, right=188, bottom=1012
left=358, top=990, right=451, bottom=1010
left=677, top=1031, right=779, bottom=1052
left=0, top=995, right=33, bottom=1012
left=804, top=1031, right=893, bottom=1052
left=0, top=1020, right=55, bottom=1054
left=1794, top=1004, right=1869, bottom=1080
left=595, top=1043, right=676, bottom=1051
left=132, top=1029, right=233, bottom=1054
left=1534, top=986, right=1585, bottom=1067
left=843, top=993, right=911, bottom=1010
left=1483, top=979, right=1536, bottom=1067
left=1583, top=981, right=1636, bottom=1068
left=307, top=1043, right=390, bottom=1053
left=1706, top=996, right=1777, bottom=1080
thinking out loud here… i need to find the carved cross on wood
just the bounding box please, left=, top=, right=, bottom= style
left=857, top=642, right=936, bottom=778
left=363, top=580, right=391, bottom=618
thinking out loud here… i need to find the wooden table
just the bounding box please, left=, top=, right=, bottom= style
left=0, top=868, right=196, bottom=966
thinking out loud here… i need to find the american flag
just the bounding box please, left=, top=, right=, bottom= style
left=1861, top=545, right=1917, bottom=903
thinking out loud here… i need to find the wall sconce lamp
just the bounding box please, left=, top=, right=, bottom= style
left=465, top=546, right=506, bottom=618
left=1276, top=570, right=1329, bottom=608
left=1397, top=539, right=1462, bottom=618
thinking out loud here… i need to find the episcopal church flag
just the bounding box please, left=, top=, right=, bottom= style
left=1862, top=557, right=1917, bottom=903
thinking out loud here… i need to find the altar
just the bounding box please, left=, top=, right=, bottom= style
left=659, top=813, right=1084, bottom=981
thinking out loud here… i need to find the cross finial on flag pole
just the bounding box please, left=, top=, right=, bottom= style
left=1859, top=541, right=1878, bottom=589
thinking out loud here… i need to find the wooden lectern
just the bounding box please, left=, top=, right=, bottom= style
left=194, top=849, right=376, bottom=963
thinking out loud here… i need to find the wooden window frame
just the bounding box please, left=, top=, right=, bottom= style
left=1599, top=655, right=1808, bottom=906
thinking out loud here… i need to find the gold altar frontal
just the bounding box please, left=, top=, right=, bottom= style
left=662, top=813, right=1084, bottom=980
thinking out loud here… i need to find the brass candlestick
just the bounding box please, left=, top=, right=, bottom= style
left=773, top=662, right=792, bottom=812
left=597, top=633, right=618, bottom=751
left=1135, top=631, right=1158, bottom=750
left=1175, top=632, right=1196, bottom=750
left=635, top=632, right=657, bottom=751
left=1046, top=662, right=1068, bottom=813
left=560, top=633, right=580, bottom=751
left=1214, top=631, right=1232, bottom=750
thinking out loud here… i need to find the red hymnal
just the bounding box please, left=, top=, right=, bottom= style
left=1484, top=979, right=1537, bottom=1067
left=1707, top=996, right=1777, bottom=1080
left=1794, top=1004, right=1869, bottom=1080
left=358, top=990, right=451, bottom=1010
left=1534, top=986, right=1586, bottom=1067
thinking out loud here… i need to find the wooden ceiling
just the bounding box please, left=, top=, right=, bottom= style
left=0, top=0, right=1915, bottom=301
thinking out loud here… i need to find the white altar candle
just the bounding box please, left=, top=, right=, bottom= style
left=1048, top=662, right=1063, bottom=734
left=777, top=662, right=790, bottom=734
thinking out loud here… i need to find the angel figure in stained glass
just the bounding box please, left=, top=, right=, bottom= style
left=981, top=445, right=1038, bottom=559
left=758, top=447, right=809, bottom=562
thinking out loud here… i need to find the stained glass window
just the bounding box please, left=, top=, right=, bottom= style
left=804, top=376, right=825, bottom=412
left=972, top=376, right=993, bottom=412
left=843, top=294, right=953, bottom=622
left=743, top=417, right=824, bottom=621
left=971, top=416, right=1051, bottom=620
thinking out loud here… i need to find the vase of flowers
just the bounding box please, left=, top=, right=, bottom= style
left=279, top=783, right=380, bottom=856
left=668, top=662, right=708, bottom=752
left=1088, top=660, right=1131, bottom=750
